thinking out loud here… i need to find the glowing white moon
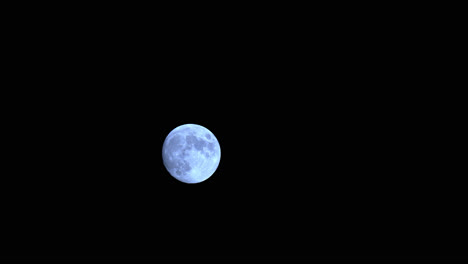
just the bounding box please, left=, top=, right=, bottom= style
left=162, top=124, right=221, bottom=184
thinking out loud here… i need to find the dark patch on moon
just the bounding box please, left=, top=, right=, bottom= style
left=169, top=135, right=181, bottom=145
left=182, top=160, right=191, bottom=172
left=167, top=135, right=182, bottom=153
left=181, top=140, right=193, bottom=157
left=205, top=133, right=211, bottom=139
left=207, top=142, right=214, bottom=151
left=186, top=134, right=206, bottom=151
left=174, top=160, right=191, bottom=176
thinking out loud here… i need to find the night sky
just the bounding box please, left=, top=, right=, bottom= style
left=1, top=4, right=464, bottom=262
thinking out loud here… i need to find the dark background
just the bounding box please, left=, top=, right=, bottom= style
left=1, top=4, right=465, bottom=261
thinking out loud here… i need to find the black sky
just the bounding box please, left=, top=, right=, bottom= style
left=1, top=4, right=465, bottom=262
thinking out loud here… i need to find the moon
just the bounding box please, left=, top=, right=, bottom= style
left=162, top=124, right=221, bottom=184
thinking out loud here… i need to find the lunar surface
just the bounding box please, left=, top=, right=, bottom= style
left=162, top=124, right=221, bottom=184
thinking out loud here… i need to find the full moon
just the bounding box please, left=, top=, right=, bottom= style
left=162, top=124, right=221, bottom=184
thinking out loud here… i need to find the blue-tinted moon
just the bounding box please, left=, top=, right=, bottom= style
left=162, top=124, right=221, bottom=184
